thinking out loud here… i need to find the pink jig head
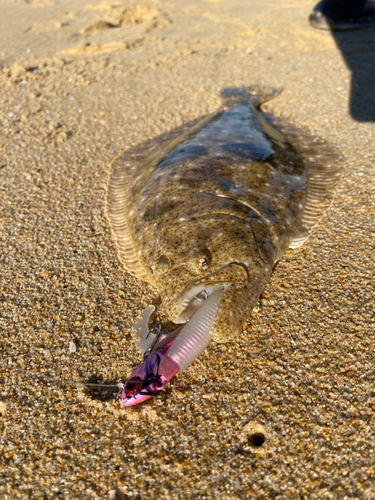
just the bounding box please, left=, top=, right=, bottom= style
left=118, top=331, right=179, bottom=407
left=119, top=288, right=225, bottom=407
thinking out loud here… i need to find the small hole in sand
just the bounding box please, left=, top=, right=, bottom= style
left=248, top=432, right=265, bottom=447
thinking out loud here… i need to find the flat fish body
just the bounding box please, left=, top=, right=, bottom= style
left=107, top=87, right=341, bottom=342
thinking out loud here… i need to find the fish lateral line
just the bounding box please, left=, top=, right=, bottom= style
left=200, top=191, right=272, bottom=225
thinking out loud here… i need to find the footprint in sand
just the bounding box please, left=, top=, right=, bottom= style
left=81, top=3, right=172, bottom=36
left=59, top=41, right=126, bottom=57
left=48, top=2, right=172, bottom=59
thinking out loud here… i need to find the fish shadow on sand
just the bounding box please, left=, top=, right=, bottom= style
left=82, top=375, right=122, bottom=402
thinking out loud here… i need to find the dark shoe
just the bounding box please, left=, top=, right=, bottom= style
left=310, top=0, right=375, bottom=30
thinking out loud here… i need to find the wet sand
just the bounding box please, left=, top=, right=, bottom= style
left=0, top=0, right=374, bottom=498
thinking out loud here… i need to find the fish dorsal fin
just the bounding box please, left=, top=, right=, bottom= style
left=267, top=116, right=342, bottom=248
left=106, top=153, right=153, bottom=283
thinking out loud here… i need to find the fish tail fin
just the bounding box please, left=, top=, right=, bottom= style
left=220, top=86, right=282, bottom=108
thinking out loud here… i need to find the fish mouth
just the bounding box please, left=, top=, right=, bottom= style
left=170, top=263, right=248, bottom=324
left=175, top=283, right=228, bottom=323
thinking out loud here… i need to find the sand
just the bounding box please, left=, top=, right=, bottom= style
left=0, top=0, right=374, bottom=498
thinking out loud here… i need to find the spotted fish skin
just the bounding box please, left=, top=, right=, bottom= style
left=107, top=87, right=341, bottom=342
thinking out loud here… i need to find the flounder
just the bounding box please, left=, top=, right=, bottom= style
left=106, top=87, right=341, bottom=405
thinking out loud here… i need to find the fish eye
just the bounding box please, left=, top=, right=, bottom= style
left=152, top=256, right=170, bottom=276
left=200, top=256, right=210, bottom=269
left=189, top=251, right=211, bottom=274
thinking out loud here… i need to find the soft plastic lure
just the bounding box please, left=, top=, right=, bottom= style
left=119, top=288, right=224, bottom=406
